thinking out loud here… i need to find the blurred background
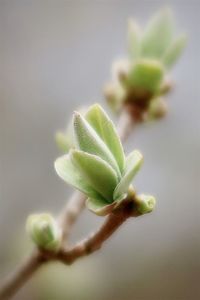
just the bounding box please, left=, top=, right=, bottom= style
left=0, top=0, right=199, bottom=299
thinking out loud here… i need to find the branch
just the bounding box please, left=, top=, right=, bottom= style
left=0, top=251, right=44, bottom=300
left=58, top=191, right=86, bottom=243
left=0, top=109, right=136, bottom=299
left=117, top=108, right=135, bottom=141
left=58, top=205, right=133, bottom=264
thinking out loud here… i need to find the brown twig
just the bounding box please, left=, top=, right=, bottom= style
left=0, top=109, right=136, bottom=300
left=117, top=108, right=136, bottom=141
left=58, top=205, right=134, bottom=264
left=0, top=251, right=43, bottom=300
left=58, top=191, right=86, bottom=243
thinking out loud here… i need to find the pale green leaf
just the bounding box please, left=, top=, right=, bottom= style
left=86, top=197, right=115, bottom=216
left=73, top=112, right=121, bottom=177
left=140, top=8, right=174, bottom=58
left=71, top=150, right=118, bottom=202
left=128, top=19, right=141, bottom=59
left=162, top=34, right=187, bottom=69
left=55, top=154, right=104, bottom=200
left=114, top=150, right=143, bottom=200
left=86, top=104, right=125, bottom=173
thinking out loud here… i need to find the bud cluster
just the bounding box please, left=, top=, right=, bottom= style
left=105, top=9, right=186, bottom=121
left=55, top=104, right=155, bottom=216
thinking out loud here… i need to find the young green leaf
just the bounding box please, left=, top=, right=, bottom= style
left=114, top=150, right=143, bottom=200
left=71, top=150, right=118, bottom=202
left=86, top=197, right=115, bottom=216
left=73, top=112, right=121, bottom=177
left=128, top=19, right=141, bottom=59
left=86, top=104, right=125, bottom=173
left=162, top=34, right=187, bottom=69
left=55, top=154, right=104, bottom=200
left=140, top=8, right=174, bottom=58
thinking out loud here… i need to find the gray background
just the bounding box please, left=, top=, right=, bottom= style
left=0, top=0, right=199, bottom=299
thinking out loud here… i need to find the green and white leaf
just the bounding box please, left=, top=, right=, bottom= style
left=55, top=154, right=104, bottom=200
left=71, top=150, right=118, bottom=202
left=86, top=197, right=115, bottom=216
left=162, top=34, right=187, bottom=69
left=128, top=19, right=141, bottom=59
left=73, top=112, right=121, bottom=177
left=114, top=150, right=143, bottom=200
left=140, top=8, right=174, bottom=58
left=86, top=104, right=125, bottom=173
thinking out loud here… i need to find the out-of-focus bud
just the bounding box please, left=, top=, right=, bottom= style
left=55, top=131, right=72, bottom=153
left=26, top=213, right=62, bottom=252
left=148, top=97, right=168, bottom=120
left=136, top=194, right=156, bottom=214
left=127, top=59, right=164, bottom=93
left=111, top=59, right=130, bottom=82
left=159, top=78, right=173, bottom=95
left=104, top=83, right=125, bottom=113
left=105, top=8, right=186, bottom=120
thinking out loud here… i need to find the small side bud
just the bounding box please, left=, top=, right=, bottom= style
left=111, top=59, right=130, bottom=82
left=104, top=83, right=125, bottom=112
left=148, top=97, right=168, bottom=120
left=26, top=213, right=62, bottom=252
left=55, top=131, right=71, bottom=153
left=136, top=194, right=156, bottom=214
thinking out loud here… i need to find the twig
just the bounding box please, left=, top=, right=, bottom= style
left=0, top=251, right=43, bottom=300
left=0, top=109, right=135, bottom=300
left=117, top=108, right=135, bottom=142
left=58, top=206, right=133, bottom=264
left=58, top=191, right=86, bottom=243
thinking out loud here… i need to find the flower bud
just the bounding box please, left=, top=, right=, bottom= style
left=26, top=213, right=61, bottom=251
left=136, top=194, right=156, bottom=214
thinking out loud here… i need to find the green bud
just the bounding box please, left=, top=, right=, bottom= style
left=127, top=59, right=164, bottom=93
left=55, top=104, right=144, bottom=216
left=26, top=213, right=61, bottom=251
left=55, top=131, right=72, bottom=153
left=136, top=194, right=156, bottom=214
left=104, top=9, right=186, bottom=119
